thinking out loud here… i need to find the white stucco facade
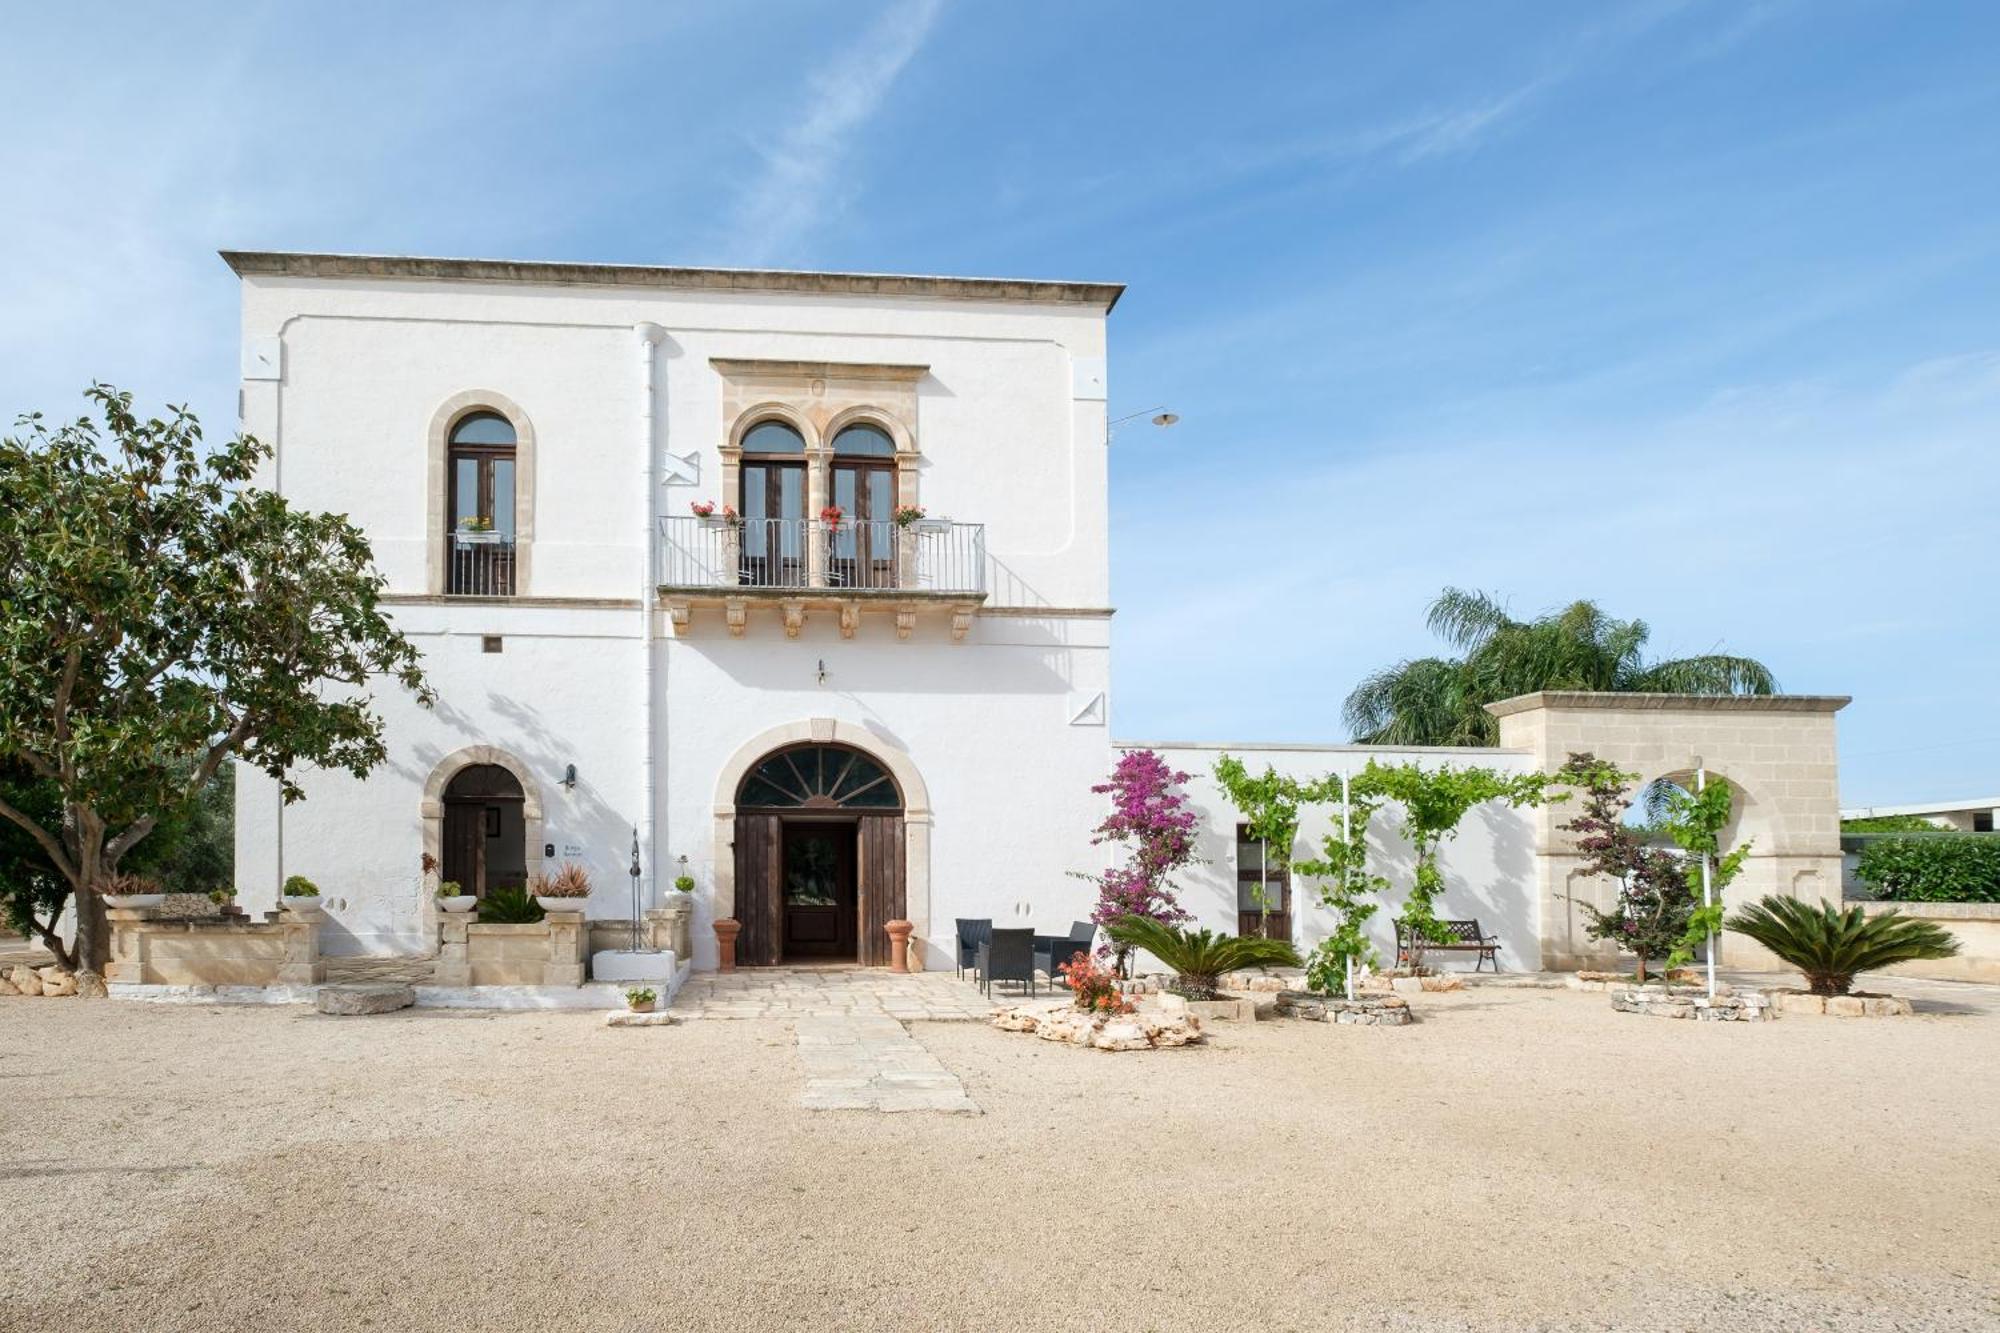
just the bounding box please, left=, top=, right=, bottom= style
left=226, top=253, right=1847, bottom=978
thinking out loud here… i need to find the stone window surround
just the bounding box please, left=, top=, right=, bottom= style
left=427, top=389, right=537, bottom=596
left=713, top=359, right=924, bottom=528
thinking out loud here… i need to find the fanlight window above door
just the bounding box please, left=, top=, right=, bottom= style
left=737, top=746, right=900, bottom=809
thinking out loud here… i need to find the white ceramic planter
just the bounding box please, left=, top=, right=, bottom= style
left=282, top=895, right=324, bottom=916
left=437, top=895, right=477, bottom=913
left=101, top=893, right=165, bottom=910
left=536, top=896, right=588, bottom=915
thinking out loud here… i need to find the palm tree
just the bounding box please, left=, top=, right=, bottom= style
left=1344, top=588, right=1777, bottom=746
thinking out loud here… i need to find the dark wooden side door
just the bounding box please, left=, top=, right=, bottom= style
left=856, top=814, right=906, bottom=967
left=442, top=801, right=486, bottom=896
left=781, top=823, right=856, bottom=959
left=733, top=813, right=784, bottom=967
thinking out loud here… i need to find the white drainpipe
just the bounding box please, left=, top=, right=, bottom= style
left=636, top=323, right=665, bottom=919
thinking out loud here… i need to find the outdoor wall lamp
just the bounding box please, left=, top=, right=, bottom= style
left=561, top=763, right=578, bottom=790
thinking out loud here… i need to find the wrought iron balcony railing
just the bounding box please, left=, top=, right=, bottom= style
left=657, top=516, right=986, bottom=596
left=446, top=532, right=516, bottom=596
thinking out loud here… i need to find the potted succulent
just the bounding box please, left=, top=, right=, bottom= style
left=532, top=861, right=591, bottom=915
left=435, top=880, right=477, bottom=913
left=624, top=986, right=657, bottom=1014
left=282, top=875, right=324, bottom=916
left=99, top=873, right=166, bottom=911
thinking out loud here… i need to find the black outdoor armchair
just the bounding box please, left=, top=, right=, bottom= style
left=1034, top=921, right=1097, bottom=985
left=956, top=918, right=992, bottom=979
left=978, top=928, right=1037, bottom=998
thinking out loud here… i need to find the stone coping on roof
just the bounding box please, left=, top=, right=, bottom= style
left=219, top=250, right=1124, bottom=311
left=1483, top=691, right=1852, bottom=719
left=1116, top=740, right=1534, bottom=757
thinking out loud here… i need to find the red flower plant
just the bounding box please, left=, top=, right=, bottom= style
left=819, top=505, right=845, bottom=529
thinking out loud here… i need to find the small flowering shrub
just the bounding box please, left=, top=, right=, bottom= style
left=1057, top=951, right=1132, bottom=1014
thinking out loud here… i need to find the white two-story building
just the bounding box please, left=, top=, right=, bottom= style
left=228, top=251, right=1126, bottom=971
left=225, top=251, right=1851, bottom=980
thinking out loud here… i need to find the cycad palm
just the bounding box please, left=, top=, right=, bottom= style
left=1726, top=895, right=1958, bottom=995
left=1345, top=588, right=1776, bottom=746
left=1105, top=915, right=1301, bottom=999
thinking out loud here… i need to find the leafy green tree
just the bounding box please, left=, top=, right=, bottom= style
left=1657, top=776, right=1750, bottom=968
left=0, top=387, right=429, bottom=974
left=1293, top=776, right=1388, bottom=994
left=1344, top=588, right=1777, bottom=746
left=1555, top=754, right=1693, bottom=981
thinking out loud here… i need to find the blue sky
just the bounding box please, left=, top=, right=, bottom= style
left=2, top=0, right=1996, bottom=805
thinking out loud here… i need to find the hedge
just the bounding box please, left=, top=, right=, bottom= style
left=1853, top=835, right=2000, bottom=903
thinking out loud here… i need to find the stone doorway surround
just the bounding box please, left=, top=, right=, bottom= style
left=712, top=719, right=933, bottom=969
left=1489, top=691, right=1850, bottom=972
left=419, top=746, right=546, bottom=907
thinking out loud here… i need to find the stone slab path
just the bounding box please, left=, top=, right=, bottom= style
left=673, top=967, right=995, bottom=1021
left=794, top=1015, right=980, bottom=1114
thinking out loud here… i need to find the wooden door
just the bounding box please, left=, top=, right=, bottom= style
left=781, top=823, right=856, bottom=959
left=856, top=814, right=906, bottom=967
left=442, top=802, right=486, bottom=896
left=733, top=813, right=784, bottom=967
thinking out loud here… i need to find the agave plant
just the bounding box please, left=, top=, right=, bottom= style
left=1105, top=915, right=1302, bottom=999
left=477, top=884, right=545, bottom=924
left=1725, top=895, right=1958, bottom=996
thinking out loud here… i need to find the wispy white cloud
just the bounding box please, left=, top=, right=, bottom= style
left=722, top=0, right=943, bottom=267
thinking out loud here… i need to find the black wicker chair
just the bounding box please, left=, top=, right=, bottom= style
left=1034, top=921, right=1097, bottom=985
left=978, top=928, right=1037, bottom=998
left=956, top=918, right=992, bottom=979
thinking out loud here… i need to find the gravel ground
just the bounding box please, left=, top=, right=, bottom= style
left=3, top=985, right=1998, bottom=1332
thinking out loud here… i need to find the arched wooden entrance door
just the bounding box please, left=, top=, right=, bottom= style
left=733, top=744, right=904, bottom=966
left=441, top=763, right=527, bottom=900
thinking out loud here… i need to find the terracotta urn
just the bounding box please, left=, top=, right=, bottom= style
left=885, top=919, right=915, bottom=974
left=713, top=918, right=742, bottom=973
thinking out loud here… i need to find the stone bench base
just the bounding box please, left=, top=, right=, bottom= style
left=1769, top=990, right=1912, bottom=1017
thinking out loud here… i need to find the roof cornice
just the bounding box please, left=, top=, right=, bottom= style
left=219, top=250, right=1125, bottom=312
left=1484, top=690, right=1852, bottom=719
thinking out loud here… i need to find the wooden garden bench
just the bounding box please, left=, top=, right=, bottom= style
left=1395, top=919, right=1501, bottom=972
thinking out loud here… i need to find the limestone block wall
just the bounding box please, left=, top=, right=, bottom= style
left=1861, top=902, right=2000, bottom=984
left=1490, top=691, right=1850, bottom=971
left=105, top=909, right=324, bottom=986
left=436, top=917, right=589, bottom=987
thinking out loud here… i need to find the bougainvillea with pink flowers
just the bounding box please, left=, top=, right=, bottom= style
left=1080, top=750, right=1198, bottom=970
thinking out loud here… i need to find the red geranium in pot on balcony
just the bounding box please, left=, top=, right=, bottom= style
left=819, top=505, right=845, bottom=530
left=689, top=500, right=715, bottom=518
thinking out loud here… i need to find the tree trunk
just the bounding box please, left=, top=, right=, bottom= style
left=1634, top=954, right=1649, bottom=983
left=70, top=808, right=110, bottom=973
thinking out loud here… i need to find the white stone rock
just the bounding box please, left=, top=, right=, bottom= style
left=37, top=968, right=78, bottom=998
left=315, top=983, right=416, bottom=1015
left=9, top=965, right=46, bottom=996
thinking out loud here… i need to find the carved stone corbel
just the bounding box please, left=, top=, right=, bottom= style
left=839, top=602, right=861, bottom=639
left=724, top=599, right=748, bottom=637
left=781, top=599, right=806, bottom=638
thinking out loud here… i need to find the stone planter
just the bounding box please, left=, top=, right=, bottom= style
left=1768, top=989, right=1912, bottom=1017
left=282, top=896, right=324, bottom=917
left=713, top=918, right=741, bottom=973
left=101, top=893, right=165, bottom=911
left=536, top=896, right=588, bottom=916
left=437, top=895, right=477, bottom=913
left=1274, top=990, right=1414, bottom=1026
left=885, top=919, right=915, bottom=974
left=1611, top=985, right=1773, bottom=1021
left=1155, top=992, right=1255, bottom=1023
left=991, top=1001, right=1203, bottom=1051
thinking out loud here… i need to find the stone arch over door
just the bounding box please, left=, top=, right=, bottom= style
left=1488, top=691, right=1850, bottom=971
left=421, top=745, right=547, bottom=905
left=713, top=720, right=933, bottom=970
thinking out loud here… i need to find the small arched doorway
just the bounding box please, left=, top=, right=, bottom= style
left=733, top=744, right=905, bottom=966
left=441, top=763, right=528, bottom=899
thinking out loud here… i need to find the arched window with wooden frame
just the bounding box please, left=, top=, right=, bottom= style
left=738, top=419, right=807, bottom=587
left=446, top=410, right=518, bottom=595
left=829, top=422, right=898, bottom=589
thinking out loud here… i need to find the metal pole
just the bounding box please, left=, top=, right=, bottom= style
left=1697, top=765, right=1716, bottom=1000
left=1341, top=767, right=1355, bottom=1003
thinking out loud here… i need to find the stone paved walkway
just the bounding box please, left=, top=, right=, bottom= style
left=794, top=1015, right=981, bottom=1114
left=672, top=966, right=995, bottom=1021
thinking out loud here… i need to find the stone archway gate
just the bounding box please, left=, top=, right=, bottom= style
left=1489, top=691, right=1850, bottom=971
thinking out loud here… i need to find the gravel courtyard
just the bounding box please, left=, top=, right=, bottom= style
left=4, top=982, right=1998, bottom=1332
